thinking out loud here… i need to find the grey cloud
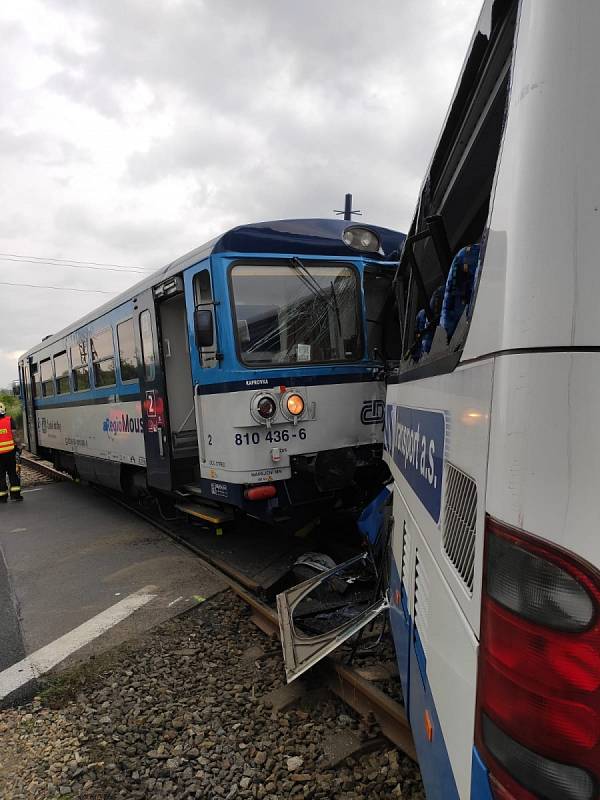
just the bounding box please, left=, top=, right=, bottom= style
left=0, top=128, right=90, bottom=166
left=54, top=204, right=181, bottom=259
left=0, top=0, right=481, bottom=384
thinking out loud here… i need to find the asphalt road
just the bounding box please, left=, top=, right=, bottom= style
left=0, top=481, right=225, bottom=703
left=0, top=540, right=25, bottom=672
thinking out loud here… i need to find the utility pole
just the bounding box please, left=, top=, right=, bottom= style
left=334, top=193, right=362, bottom=221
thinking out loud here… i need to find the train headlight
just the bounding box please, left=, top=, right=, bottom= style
left=250, top=392, right=278, bottom=425
left=257, top=395, right=277, bottom=420
left=342, top=226, right=381, bottom=253
left=286, top=393, right=305, bottom=416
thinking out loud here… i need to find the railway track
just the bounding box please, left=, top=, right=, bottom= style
left=20, top=454, right=417, bottom=762
left=20, top=453, right=70, bottom=482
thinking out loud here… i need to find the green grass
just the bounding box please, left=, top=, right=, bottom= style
left=37, top=650, right=121, bottom=709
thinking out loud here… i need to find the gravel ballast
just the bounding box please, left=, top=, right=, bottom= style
left=0, top=592, right=424, bottom=799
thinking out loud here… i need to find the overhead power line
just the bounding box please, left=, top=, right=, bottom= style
left=0, top=280, right=115, bottom=295
left=1, top=255, right=151, bottom=275
left=0, top=251, right=156, bottom=272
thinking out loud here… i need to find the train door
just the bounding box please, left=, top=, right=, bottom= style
left=135, top=287, right=173, bottom=492
left=23, top=358, right=38, bottom=455
left=156, top=281, right=198, bottom=464
left=188, top=265, right=220, bottom=470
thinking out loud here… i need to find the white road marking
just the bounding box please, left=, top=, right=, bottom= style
left=167, top=596, right=184, bottom=607
left=0, top=585, right=157, bottom=701
left=9, top=528, right=28, bottom=534
left=21, top=488, right=43, bottom=494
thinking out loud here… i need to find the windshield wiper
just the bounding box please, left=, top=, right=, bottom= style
left=290, top=257, right=342, bottom=335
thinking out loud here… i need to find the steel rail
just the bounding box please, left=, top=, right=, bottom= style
left=229, top=585, right=416, bottom=761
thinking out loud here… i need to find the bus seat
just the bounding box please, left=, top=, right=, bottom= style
left=440, top=244, right=480, bottom=340
left=413, top=309, right=427, bottom=359
left=415, top=285, right=445, bottom=358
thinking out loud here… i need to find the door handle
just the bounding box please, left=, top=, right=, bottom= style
left=158, top=426, right=164, bottom=457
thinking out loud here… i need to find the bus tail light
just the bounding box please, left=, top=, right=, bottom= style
left=244, top=485, right=277, bottom=502
left=475, top=516, right=600, bottom=800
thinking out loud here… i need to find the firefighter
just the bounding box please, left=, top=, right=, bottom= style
left=0, top=402, right=22, bottom=502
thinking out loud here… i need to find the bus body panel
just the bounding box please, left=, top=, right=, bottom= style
left=464, top=0, right=600, bottom=360
left=384, top=359, right=494, bottom=799
left=486, top=351, right=600, bottom=568
left=384, top=361, right=494, bottom=636
left=389, top=488, right=479, bottom=800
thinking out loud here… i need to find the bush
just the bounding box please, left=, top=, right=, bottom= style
left=0, top=392, right=23, bottom=430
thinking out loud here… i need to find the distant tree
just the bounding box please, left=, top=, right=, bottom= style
left=0, top=390, right=23, bottom=430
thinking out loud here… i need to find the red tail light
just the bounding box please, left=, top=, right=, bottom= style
left=475, top=516, right=600, bottom=800
left=244, top=484, right=277, bottom=501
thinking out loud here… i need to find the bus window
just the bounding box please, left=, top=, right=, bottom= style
left=90, top=328, right=116, bottom=387
left=139, top=311, right=156, bottom=381
left=40, top=359, right=55, bottom=397
left=70, top=341, right=90, bottom=391
left=117, top=318, right=138, bottom=382
left=54, top=351, right=70, bottom=394
left=394, top=3, right=517, bottom=377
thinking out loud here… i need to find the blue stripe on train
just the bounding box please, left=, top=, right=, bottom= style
left=33, top=382, right=141, bottom=408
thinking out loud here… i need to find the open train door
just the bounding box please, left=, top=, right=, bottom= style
left=22, top=358, right=39, bottom=455
left=276, top=552, right=389, bottom=683
left=135, top=287, right=173, bottom=492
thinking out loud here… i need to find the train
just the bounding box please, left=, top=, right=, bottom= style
left=278, top=2, right=600, bottom=800
left=18, top=218, right=405, bottom=523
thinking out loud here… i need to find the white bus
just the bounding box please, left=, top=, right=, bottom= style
left=279, top=2, right=600, bottom=799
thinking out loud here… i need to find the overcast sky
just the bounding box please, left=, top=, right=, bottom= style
left=0, top=0, right=481, bottom=386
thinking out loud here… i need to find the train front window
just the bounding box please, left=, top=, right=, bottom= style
left=231, top=263, right=362, bottom=366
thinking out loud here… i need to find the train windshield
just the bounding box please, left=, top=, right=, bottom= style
left=231, top=263, right=362, bottom=366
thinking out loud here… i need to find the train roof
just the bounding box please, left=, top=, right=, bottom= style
left=20, top=218, right=405, bottom=360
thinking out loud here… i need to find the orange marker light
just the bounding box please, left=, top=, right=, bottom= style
left=424, top=710, right=434, bottom=742
left=286, top=393, right=304, bottom=416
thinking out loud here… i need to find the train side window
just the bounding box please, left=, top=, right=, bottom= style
left=70, top=341, right=90, bottom=391
left=117, top=318, right=138, bottom=382
left=40, top=358, right=55, bottom=397
left=194, top=269, right=213, bottom=305
left=32, top=363, right=40, bottom=398
left=139, top=311, right=156, bottom=381
left=54, top=351, right=70, bottom=394
left=193, top=269, right=217, bottom=369
left=90, top=328, right=116, bottom=387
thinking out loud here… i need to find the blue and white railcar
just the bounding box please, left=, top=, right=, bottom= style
left=18, top=219, right=405, bottom=521
left=278, top=2, right=600, bottom=798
